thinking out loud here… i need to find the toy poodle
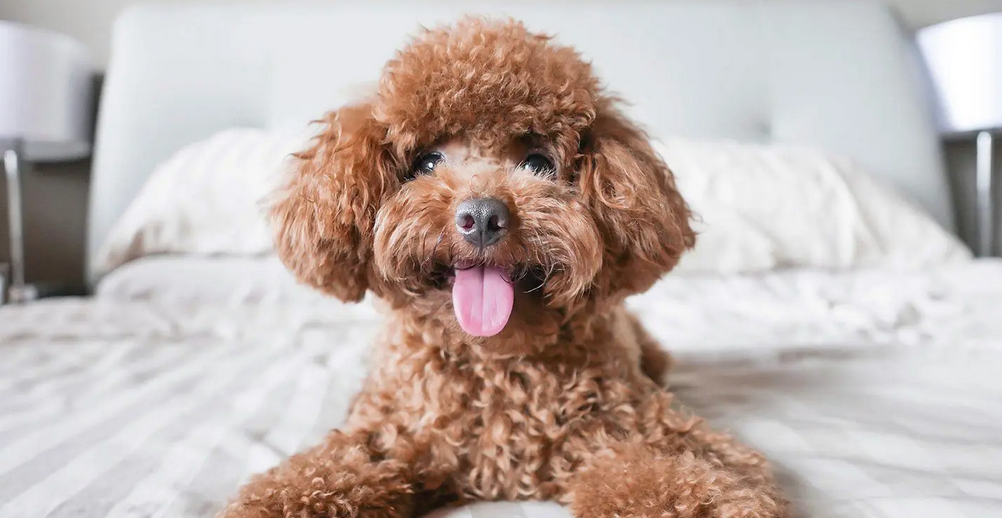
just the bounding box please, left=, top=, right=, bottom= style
left=220, top=17, right=786, bottom=518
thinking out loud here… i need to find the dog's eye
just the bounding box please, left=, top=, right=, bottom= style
left=407, top=152, right=444, bottom=180
left=520, top=153, right=555, bottom=176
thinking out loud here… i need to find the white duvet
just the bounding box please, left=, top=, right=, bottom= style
left=2, top=258, right=1001, bottom=518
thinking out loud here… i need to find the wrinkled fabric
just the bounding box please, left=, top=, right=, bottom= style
left=1, top=259, right=1001, bottom=518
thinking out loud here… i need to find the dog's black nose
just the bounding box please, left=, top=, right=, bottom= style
left=455, top=197, right=510, bottom=248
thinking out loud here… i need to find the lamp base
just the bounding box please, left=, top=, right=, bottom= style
left=7, top=283, right=39, bottom=304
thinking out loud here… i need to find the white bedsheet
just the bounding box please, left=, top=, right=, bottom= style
left=2, top=259, right=1001, bottom=518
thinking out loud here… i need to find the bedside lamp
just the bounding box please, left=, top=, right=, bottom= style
left=0, top=21, right=94, bottom=303
left=919, top=13, right=1002, bottom=257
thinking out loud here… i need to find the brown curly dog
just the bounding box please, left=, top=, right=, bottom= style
left=220, top=17, right=786, bottom=518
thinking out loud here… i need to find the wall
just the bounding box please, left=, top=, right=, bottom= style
left=1, top=0, right=1002, bottom=291
left=5, top=0, right=1002, bottom=68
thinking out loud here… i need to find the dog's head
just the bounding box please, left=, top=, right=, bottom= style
left=272, top=18, right=694, bottom=342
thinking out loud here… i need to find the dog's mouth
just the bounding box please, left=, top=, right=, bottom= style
left=430, top=261, right=547, bottom=338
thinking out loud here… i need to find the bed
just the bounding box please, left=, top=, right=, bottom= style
left=3, top=2, right=1002, bottom=518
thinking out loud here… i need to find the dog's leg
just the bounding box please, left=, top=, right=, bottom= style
left=616, top=310, right=672, bottom=386
left=631, top=320, right=673, bottom=386
left=218, top=428, right=422, bottom=518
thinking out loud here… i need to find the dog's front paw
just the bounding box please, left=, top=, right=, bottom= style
left=566, top=449, right=786, bottom=518
left=219, top=475, right=414, bottom=518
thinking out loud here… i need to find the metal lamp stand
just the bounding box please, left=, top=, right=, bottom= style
left=4, top=140, right=38, bottom=304
left=976, top=131, right=996, bottom=257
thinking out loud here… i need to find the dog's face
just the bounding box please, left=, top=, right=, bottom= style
left=272, top=18, right=694, bottom=343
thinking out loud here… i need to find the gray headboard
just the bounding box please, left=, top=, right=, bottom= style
left=87, top=0, right=952, bottom=284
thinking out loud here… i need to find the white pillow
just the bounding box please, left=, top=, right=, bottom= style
left=657, top=138, right=971, bottom=274
left=95, top=130, right=970, bottom=276
left=94, top=128, right=309, bottom=276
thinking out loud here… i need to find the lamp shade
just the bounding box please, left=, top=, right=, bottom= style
left=0, top=20, right=94, bottom=161
left=919, top=13, right=1002, bottom=135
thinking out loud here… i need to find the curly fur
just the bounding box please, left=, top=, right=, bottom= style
left=222, top=17, right=786, bottom=518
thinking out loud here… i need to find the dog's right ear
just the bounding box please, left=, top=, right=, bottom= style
left=271, top=102, right=398, bottom=302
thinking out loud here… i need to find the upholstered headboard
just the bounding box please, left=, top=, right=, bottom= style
left=87, top=0, right=953, bottom=283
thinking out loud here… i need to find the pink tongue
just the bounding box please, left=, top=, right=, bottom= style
left=452, top=266, right=514, bottom=337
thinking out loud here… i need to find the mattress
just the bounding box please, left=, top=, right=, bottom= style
left=2, top=257, right=1001, bottom=518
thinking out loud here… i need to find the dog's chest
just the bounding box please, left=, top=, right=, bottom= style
left=424, top=364, right=615, bottom=500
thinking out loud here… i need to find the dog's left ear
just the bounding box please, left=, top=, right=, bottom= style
left=578, top=103, right=695, bottom=298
